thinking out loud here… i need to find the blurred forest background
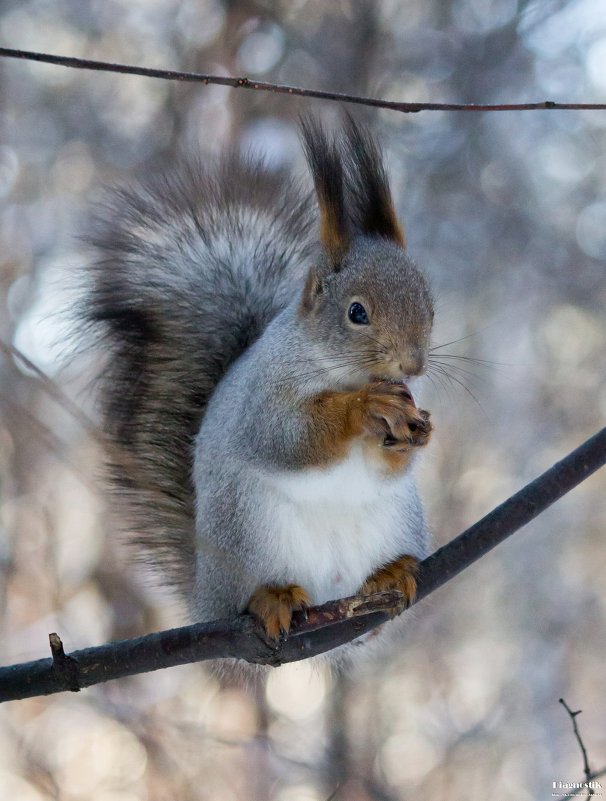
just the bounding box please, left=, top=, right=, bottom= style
left=0, top=1, right=605, bottom=800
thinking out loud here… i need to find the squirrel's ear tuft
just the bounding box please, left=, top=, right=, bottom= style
left=341, top=113, right=405, bottom=247
left=300, top=115, right=350, bottom=266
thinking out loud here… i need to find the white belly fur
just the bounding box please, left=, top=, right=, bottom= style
left=261, top=444, right=425, bottom=605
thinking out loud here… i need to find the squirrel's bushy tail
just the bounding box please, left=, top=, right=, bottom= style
left=81, top=154, right=315, bottom=595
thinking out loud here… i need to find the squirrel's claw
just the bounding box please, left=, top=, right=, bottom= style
left=382, top=407, right=432, bottom=450
left=247, top=584, right=311, bottom=641
left=361, top=554, right=419, bottom=608
left=362, top=380, right=432, bottom=451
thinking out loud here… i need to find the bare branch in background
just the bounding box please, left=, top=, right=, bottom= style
left=0, top=339, right=101, bottom=441
left=0, top=426, right=604, bottom=704
left=1, top=48, right=606, bottom=113
left=559, top=698, right=605, bottom=800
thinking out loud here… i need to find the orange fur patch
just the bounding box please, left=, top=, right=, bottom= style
left=361, top=554, right=419, bottom=606
left=318, top=194, right=349, bottom=263
left=303, top=382, right=431, bottom=473
left=385, top=199, right=406, bottom=247
left=247, top=584, right=310, bottom=639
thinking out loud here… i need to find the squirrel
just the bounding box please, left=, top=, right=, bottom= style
left=81, top=115, right=434, bottom=668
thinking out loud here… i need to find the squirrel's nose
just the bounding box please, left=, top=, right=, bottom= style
left=398, top=347, right=426, bottom=377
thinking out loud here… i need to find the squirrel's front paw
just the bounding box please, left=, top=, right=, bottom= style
left=247, top=584, right=311, bottom=640
left=362, top=381, right=432, bottom=450
left=361, top=555, right=419, bottom=607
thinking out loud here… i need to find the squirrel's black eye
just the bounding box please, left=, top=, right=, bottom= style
left=348, top=302, right=369, bottom=325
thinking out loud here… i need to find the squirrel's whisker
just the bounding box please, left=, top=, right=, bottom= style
left=280, top=355, right=383, bottom=385
left=426, top=366, right=456, bottom=404
left=428, top=358, right=486, bottom=383
left=429, top=352, right=509, bottom=368
left=428, top=363, right=489, bottom=418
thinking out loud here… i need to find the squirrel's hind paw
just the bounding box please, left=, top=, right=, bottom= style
left=247, top=584, right=311, bottom=640
left=361, top=554, right=419, bottom=608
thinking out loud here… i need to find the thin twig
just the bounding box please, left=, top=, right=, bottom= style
left=1, top=47, right=605, bottom=113
left=48, top=633, right=80, bottom=694
left=0, top=426, right=604, bottom=703
left=0, top=338, right=101, bottom=441
left=559, top=698, right=598, bottom=798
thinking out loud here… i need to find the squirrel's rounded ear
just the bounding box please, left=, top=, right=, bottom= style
left=341, top=113, right=405, bottom=248
left=300, top=115, right=350, bottom=266
left=300, top=265, right=324, bottom=314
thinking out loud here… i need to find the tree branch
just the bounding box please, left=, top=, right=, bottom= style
left=559, top=698, right=600, bottom=798
left=0, top=427, right=604, bottom=703
left=1, top=47, right=606, bottom=113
